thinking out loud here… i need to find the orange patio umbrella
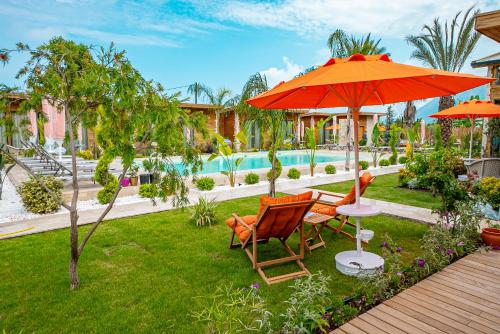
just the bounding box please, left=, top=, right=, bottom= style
left=430, top=99, right=500, bottom=159
left=247, top=54, right=493, bottom=274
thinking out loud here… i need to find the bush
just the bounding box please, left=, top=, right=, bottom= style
left=398, top=156, right=407, bottom=164
left=138, top=183, right=158, bottom=199
left=18, top=176, right=63, bottom=214
left=325, top=164, right=336, bottom=174
left=77, top=149, right=93, bottom=160
left=22, top=148, right=36, bottom=157
left=96, top=176, right=118, bottom=204
left=475, top=177, right=500, bottom=210
left=196, top=177, right=215, bottom=191
left=359, top=160, right=369, bottom=170
left=379, top=159, right=390, bottom=167
left=94, top=156, right=113, bottom=186
left=388, top=155, right=397, bottom=165
left=398, top=168, right=416, bottom=187
left=244, top=172, right=259, bottom=185
left=287, top=168, right=301, bottom=179
left=189, top=197, right=218, bottom=227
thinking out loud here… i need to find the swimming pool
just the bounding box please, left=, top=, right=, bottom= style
left=166, top=151, right=351, bottom=174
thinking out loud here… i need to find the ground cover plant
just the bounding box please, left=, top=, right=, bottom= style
left=0, top=195, right=427, bottom=333
left=314, top=173, right=440, bottom=209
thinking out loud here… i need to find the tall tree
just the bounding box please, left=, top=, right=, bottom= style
left=200, top=86, right=234, bottom=134
left=10, top=37, right=204, bottom=289
left=403, top=100, right=417, bottom=126
left=384, top=105, right=395, bottom=144
left=187, top=82, right=206, bottom=104
left=406, top=6, right=480, bottom=145
left=236, top=73, right=290, bottom=197
left=327, top=29, right=386, bottom=171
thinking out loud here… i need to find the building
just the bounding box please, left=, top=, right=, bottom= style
left=471, top=9, right=500, bottom=157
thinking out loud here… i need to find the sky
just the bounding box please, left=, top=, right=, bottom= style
left=1, top=0, right=499, bottom=114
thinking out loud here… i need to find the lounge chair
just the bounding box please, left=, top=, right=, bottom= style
left=465, top=158, right=500, bottom=178
left=309, top=172, right=375, bottom=241
left=226, top=192, right=314, bottom=285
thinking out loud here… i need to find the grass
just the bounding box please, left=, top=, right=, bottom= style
left=314, top=173, right=441, bottom=209
left=0, top=195, right=428, bottom=333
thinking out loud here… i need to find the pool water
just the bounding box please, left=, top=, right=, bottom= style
left=171, top=151, right=345, bottom=174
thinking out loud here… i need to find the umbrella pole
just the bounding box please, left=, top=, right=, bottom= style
left=353, top=108, right=362, bottom=257
left=469, top=117, right=473, bottom=160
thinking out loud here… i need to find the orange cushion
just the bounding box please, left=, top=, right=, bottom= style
left=337, top=172, right=373, bottom=206
left=225, top=215, right=258, bottom=242
left=258, top=191, right=313, bottom=215
left=310, top=203, right=337, bottom=216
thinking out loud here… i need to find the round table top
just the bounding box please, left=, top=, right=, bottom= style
left=336, top=204, right=380, bottom=217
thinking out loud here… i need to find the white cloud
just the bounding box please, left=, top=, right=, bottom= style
left=67, top=28, right=180, bottom=48
left=200, top=0, right=496, bottom=38
left=260, top=57, right=304, bottom=87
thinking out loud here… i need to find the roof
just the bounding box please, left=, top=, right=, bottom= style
left=179, top=103, right=219, bottom=110
left=302, top=110, right=386, bottom=118
left=471, top=52, right=500, bottom=68
left=475, top=9, right=500, bottom=42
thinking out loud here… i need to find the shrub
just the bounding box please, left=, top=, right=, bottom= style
left=475, top=177, right=500, bottom=210
left=77, top=149, right=93, bottom=160
left=398, top=168, right=416, bottom=187
left=96, top=176, right=118, bottom=204
left=192, top=284, right=272, bottom=333
left=138, top=183, right=158, bottom=199
left=189, top=197, right=218, bottom=227
left=196, top=177, right=215, bottom=191
left=388, top=155, right=397, bottom=165
left=22, top=148, right=36, bottom=157
left=398, top=156, right=407, bottom=164
left=17, top=176, right=63, bottom=214
left=359, top=160, right=369, bottom=170
left=379, top=159, right=390, bottom=167
left=244, top=172, right=259, bottom=185
left=94, top=156, right=113, bottom=186
left=287, top=168, right=301, bottom=179
left=325, top=164, right=336, bottom=174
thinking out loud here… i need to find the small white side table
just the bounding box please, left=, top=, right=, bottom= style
left=335, top=204, right=384, bottom=276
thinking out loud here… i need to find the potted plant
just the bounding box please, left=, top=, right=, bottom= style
left=121, top=177, right=130, bottom=187
left=128, top=163, right=139, bottom=186
left=475, top=177, right=500, bottom=246
left=140, top=158, right=153, bottom=184
left=482, top=225, right=500, bottom=247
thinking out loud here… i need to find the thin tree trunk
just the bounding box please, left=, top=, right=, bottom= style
left=270, top=147, right=276, bottom=197
left=65, top=105, right=81, bottom=290
left=438, top=96, right=454, bottom=146
left=345, top=108, right=352, bottom=171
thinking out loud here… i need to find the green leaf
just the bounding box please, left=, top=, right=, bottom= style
left=235, top=131, right=247, bottom=145
left=221, top=171, right=229, bottom=176
left=207, top=153, right=218, bottom=162
left=235, top=157, right=244, bottom=167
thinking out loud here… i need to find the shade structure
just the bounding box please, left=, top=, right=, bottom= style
left=430, top=99, right=500, bottom=158
left=246, top=53, right=493, bottom=274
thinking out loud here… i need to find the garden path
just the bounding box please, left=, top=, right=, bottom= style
left=331, top=250, right=500, bottom=334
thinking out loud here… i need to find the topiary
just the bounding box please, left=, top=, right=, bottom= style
left=398, top=156, right=407, bottom=164
left=196, top=177, right=215, bottom=191
left=96, top=176, right=118, bottom=204
left=17, top=176, right=63, bottom=214
left=94, top=155, right=113, bottom=186
left=324, top=164, right=336, bottom=174
left=266, top=149, right=282, bottom=181
left=379, top=159, right=390, bottom=167
left=244, top=172, right=259, bottom=185
left=359, top=161, right=369, bottom=170
left=287, top=168, right=301, bottom=179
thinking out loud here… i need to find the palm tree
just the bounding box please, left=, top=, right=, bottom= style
left=187, top=82, right=207, bottom=104
left=327, top=29, right=386, bottom=171
left=406, top=6, right=480, bottom=146
left=200, top=86, right=234, bottom=136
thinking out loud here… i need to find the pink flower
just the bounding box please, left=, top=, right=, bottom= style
left=456, top=241, right=465, bottom=247
left=396, top=272, right=402, bottom=277
left=251, top=283, right=260, bottom=289
left=447, top=248, right=454, bottom=255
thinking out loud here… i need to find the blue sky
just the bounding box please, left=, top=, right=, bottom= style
left=1, top=0, right=498, bottom=113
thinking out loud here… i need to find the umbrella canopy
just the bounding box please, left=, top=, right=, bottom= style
left=247, top=54, right=493, bottom=110
left=430, top=99, right=500, bottom=159
left=429, top=99, right=500, bottom=119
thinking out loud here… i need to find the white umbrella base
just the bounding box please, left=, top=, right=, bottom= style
left=335, top=250, right=384, bottom=276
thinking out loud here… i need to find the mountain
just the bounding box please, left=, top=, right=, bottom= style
left=417, top=85, right=487, bottom=123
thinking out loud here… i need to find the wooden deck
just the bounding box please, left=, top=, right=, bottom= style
left=332, top=251, right=500, bottom=334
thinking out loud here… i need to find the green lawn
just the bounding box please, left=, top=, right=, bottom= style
left=0, top=195, right=428, bottom=333
left=314, top=173, right=441, bottom=209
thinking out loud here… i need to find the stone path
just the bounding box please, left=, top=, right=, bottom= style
left=331, top=250, right=500, bottom=334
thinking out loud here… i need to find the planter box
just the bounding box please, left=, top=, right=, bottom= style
left=139, top=174, right=151, bottom=184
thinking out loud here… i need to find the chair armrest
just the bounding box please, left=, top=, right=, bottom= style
left=231, top=213, right=253, bottom=231
left=315, top=199, right=340, bottom=207
left=316, top=191, right=345, bottom=201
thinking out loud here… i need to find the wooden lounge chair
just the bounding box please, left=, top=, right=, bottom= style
left=226, top=192, right=314, bottom=285
left=309, top=172, right=375, bottom=241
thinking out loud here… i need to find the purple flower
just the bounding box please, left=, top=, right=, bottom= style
left=493, top=246, right=500, bottom=251
left=447, top=248, right=454, bottom=255
left=396, top=246, right=402, bottom=253
left=251, top=283, right=260, bottom=289
left=381, top=241, right=388, bottom=248
left=396, top=272, right=402, bottom=277
left=456, top=241, right=465, bottom=247
left=416, top=259, right=426, bottom=268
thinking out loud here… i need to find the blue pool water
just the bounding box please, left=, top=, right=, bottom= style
left=152, top=151, right=345, bottom=175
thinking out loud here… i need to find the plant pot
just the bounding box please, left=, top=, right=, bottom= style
left=121, top=178, right=130, bottom=187
left=139, top=174, right=151, bottom=184
left=150, top=174, right=160, bottom=184
left=129, top=176, right=138, bottom=186
left=481, top=228, right=500, bottom=247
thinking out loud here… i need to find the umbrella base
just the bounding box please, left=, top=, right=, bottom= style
left=335, top=250, right=384, bottom=276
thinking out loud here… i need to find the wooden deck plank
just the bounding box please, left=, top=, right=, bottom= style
left=330, top=252, right=500, bottom=334
left=348, top=317, right=388, bottom=334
